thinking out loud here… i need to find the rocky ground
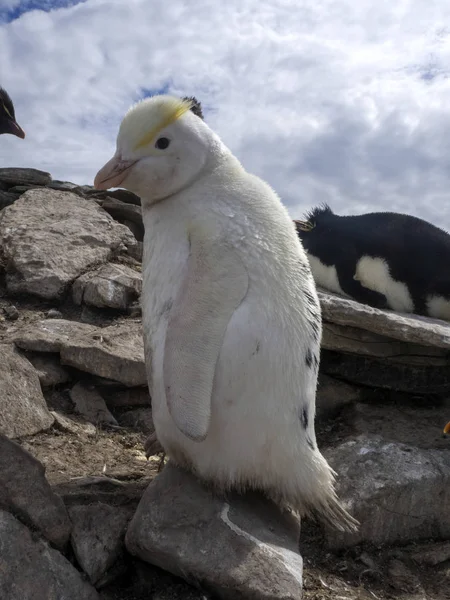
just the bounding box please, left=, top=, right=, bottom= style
left=0, top=167, right=449, bottom=599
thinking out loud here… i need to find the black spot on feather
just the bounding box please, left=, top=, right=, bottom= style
left=300, top=406, right=309, bottom=429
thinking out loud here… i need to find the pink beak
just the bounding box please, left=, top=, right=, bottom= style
left=94, top=154, right=137, bottom=190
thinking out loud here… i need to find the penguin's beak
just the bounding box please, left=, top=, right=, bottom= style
left=5, top=118, right=25, bottom=139
left=444, top=421, right=450, bottom=435
left=294, top=220, right=314, bottom=232
left=94, top=153, right=137, bottom=190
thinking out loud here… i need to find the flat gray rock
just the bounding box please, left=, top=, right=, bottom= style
left=0, top=167, right=52, bottom=186
left=118, top=408, right=155, bottom=434
left=101, top=197, right=143, bottom=225
left=0, top=189, right=20, bottom=208
left=13, top=318, right=146, bottom=387
left=0, top=509, right=99, bottom=600
left=315, top=374, right=361, bottom=418
left=0, top=188, right=136, bottom=299
left=0, top=433, right=71, bottom=549
left=323, top=434, right=450, bottom=549
left=125, top=463, right=303, bottom=600
left=69, top=382, right=118, bottom=427
left=69, top=502, right=133, bottom=586
left=26, top=352, right=71, bottom=387
left=73, top=263, right=142, bottom=310
left=322, top=321, right=450, bottom=365
left=0, top=344, right=54, bottom=438
left=318, top=290, right=450, bottom=349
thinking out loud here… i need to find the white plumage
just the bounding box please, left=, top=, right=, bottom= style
left=94, top=95, right=358, bottom=532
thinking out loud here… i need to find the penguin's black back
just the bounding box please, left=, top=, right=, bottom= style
left=296, top=205, right=450, bottom=318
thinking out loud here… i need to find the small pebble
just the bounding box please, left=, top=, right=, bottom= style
left=3, top=304, right=19, bottom=320
left=47, top=308, right=63, bottom=319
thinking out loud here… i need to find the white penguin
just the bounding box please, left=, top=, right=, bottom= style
left=94, top=95, right=358, bottom=532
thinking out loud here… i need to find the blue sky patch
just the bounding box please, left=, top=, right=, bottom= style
left=0, top=0, right=87, bottom=24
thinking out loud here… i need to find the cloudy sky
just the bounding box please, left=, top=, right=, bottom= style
left=1, top=0, right=450, bottom=226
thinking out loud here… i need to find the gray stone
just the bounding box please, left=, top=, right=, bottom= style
left=47, top=180, right=79, bottom=191
left=88, top=188, right=141, bottom=206
left=103, top=386, right=151, bottom=408
left=123, top=219, right=144, bottom=241
left=0, top=188, right=136, bottom=299
left=73, top=263, right=142, bottom=310
left=125, top=463, right=303, bottom=600
left=118, top=408, right=154, bottom=434
left=8, top=185, right=45, bottom=194
left=318, top=290, right=450, bottom=349
left=316, top=374, right=361, bottom=418
left=50, top=411, right=97, bottom=436
left=410, top=541, right=450, bottom=566
left=323, top=434, right=450, bottom=549
left=13, top=318, right=147, bottom=387
left=0, top=510, right=99, bottom=600
left=47, top=308, right=64, bottom=318
left=2, top=303, right=19, bottom=320
left=322, top=321, right=450, bottom=365
left=0, top=167, right=52, bottom=186
left=69, top=382, right=118, bottom=427
left=320, top=349, right=450, bottom=394
left=0, top=344, right=54, bottom=438
left=101, top=197, right=143, bottom=225
left=387, top=559, right=427, bottom=599
left=0, top=189, right=20, bottom=208
left=69, top=502, right=133, bottom=586
left=26, top=352, right=71, bottom=387
left=0, top=433, right=71, bottom=549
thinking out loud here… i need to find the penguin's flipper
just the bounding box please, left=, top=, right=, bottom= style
left=163, top=224, right=249, bottom=441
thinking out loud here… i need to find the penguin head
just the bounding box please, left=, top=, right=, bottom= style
left=0, top=88, right=25, bottom=139
left=94, top=94, right=215, bottom=202
left=294, top=204, right=335, bottom=244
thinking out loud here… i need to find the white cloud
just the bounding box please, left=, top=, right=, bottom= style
left=1, top=0, right=450, bottom=226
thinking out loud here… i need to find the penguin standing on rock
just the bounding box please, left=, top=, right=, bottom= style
left=0, top=88, right=25, bottom=138
left=295, top=204, right=450, bottom=321
left=94, top=94, right=358, bottom=533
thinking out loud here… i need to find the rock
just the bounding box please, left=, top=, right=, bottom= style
left=323, top=434, right=450, bottom=549
left=318, top=290, right=450, bottom=349
left=387, top=559, right=426, bottom=599
left=321, top=349, right=450, bottom=394
left=410, top=541, right=450, bottom=566
left=316, top=374, right=361, bottom=418
left=0, top=510, right=99, bottom=600
left=123, top=219, right=144, bottom=241
left=50, top=411, right=97, bottom=436
left=0, top=433, right=71, bottom=549
left=0, top=344, right=54, bottom=438
left=26, top=352, right=71, bottom=387
left=8, top=185, right=45, bottom=194
left=100, top=197, right=143, bottom=225
left=103, top=386, right=151, bottom=408
left=60, top=320, right=146, bottom=387
left=69, top=382, right=118, bottom=427
left=73, top=263, right=142, bottom=311
left=125, top=463, right=303, bottom=600
left=0, top=189, right=20, bottom=208
left=126, top=240, right=143, bottom=262
left=88, top=188, right=141, bottom=206
left=47, top=180, right=79, bottom=191
left=322, top=322, right=450, bottom=365
left=47, top=308, right=63, bottom=319
left=0, top=188, right=136, bottom=299
left=118, top=408, right=154, bottom=434
left=2, top=303, right=19, bottom=320
left=69, top=502, right=133, bottom=586
left=13, top=318, right=146, bottom=387
left=0, top=167, right=52, bottom=186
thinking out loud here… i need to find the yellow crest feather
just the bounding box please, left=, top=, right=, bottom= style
left=133, top=96, right=193, bottom=151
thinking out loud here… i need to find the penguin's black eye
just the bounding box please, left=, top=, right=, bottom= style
left=155, top=137, right=170, bottom=150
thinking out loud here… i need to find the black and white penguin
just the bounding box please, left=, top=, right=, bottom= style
left=295, top=204, right=450, bottom=321
left=0, top=88, right=25, bottom=138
